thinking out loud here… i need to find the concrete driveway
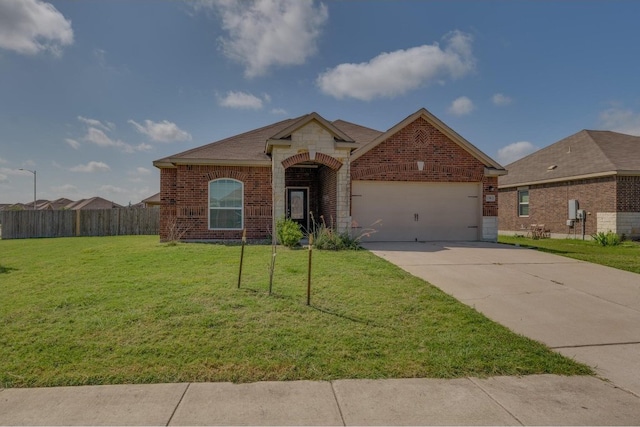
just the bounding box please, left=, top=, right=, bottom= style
left=364, top=241, right=640, bottom=397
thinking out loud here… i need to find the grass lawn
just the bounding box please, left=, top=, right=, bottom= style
left=499, top=235, right=640, bottom=274
left=1, top=236, right=590, bottom=388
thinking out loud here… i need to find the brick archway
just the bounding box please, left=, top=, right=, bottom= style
left=281, top=152, right=343, bottom=170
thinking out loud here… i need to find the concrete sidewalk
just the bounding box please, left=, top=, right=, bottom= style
left=365, top=241, right=640, bottom=398
left=2, top=375, right=640, bottom=425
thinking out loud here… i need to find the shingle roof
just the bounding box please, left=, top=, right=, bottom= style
left=153, top=113, right=383, bottom=167
left=499, top=130, right=640, bottom=188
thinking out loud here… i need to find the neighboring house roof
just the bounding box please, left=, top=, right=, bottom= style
left=499, top=130, right=640, bottom=188
left=65, top=197, right=122, bottom=210
left=141, top=192, right=160, bottom=206
left=39, top=198, right=74, bottom=210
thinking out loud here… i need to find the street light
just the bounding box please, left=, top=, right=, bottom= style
left=19, top=168, right=36, bottom=210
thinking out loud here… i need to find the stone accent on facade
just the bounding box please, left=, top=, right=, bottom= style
left=482, top=216, right=498, bottom=242
left=597, top=212, right=640, bottom=238
left=271, top=121, right=352, bottom=233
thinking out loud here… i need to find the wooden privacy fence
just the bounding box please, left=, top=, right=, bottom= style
left=0, top=208, right=159, bottom=239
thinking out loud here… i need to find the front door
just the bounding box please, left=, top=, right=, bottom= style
left=286, top=187, right=309, bottom=231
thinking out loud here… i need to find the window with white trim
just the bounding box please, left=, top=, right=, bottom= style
left=518, top=189, right=529, bottom=217
left=209, top=178, right=243, bottom=229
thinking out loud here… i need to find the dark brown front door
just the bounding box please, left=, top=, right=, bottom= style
left=286, top=188, right=308, bottom=231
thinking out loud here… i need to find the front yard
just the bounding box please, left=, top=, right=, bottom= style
left=0, top=236, right=590, bottom=388
left=499, top=235, right=640, bottom=274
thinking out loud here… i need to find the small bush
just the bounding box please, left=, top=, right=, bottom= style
left=591, top=231, right=621, bottom=246
left=276, top=217, right=303, bottom=248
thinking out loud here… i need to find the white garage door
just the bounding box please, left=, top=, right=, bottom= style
left=351, top=181, right=481, bottom=241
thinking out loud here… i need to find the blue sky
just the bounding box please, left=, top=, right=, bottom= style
left=1, top=0, right=640, bottom=205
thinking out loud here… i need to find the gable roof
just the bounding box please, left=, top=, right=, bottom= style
left=265, top=112, right=356, bottom=154
left=153, top=113, right=382, bottom=168
left=499, top=130, right=640, bottom=188
left=350, top=108, right=506, bottom=172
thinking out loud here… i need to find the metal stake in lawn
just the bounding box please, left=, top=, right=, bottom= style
left=237, top=228, right=246, bottom=289
left=307, top=234, right=313, bottom=306
left=269, top=231, right=277, bottom=295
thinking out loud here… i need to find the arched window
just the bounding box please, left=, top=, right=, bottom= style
left=209, top=178, right=243, bottom=230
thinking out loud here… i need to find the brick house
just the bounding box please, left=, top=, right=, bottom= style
left=498, top=130, right=640, bottom=239
left=153, top=108, right=506, bottom=242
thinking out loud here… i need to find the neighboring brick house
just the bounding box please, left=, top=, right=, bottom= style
left=153, top=108, right=506, bottom=242
left=498, top=130, right=640, bottom=239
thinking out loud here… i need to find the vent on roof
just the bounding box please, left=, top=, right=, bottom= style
left=547, top=165, right=557, bottom=171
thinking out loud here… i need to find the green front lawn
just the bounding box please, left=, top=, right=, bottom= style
left=0, top=236, right=590, bottom=388
left=499, top=235, right=640, bottom=274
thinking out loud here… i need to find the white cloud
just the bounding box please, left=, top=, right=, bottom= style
left=497, top=141, right=538, bottom=165
left=599, top=107, right=640, bottom=136
left=0, top=173, right=7, bottom=183
left=83, top=127, right=149, bottom=153
left=218, top=91, right=264, bottom=109
left=0, top=156, right=7, bottom=164
left=0, top=0, right=73, bottom=56
left=492, top=93, right=512, bottom=106
left=207, top=0, right=328, bottom=77
left=448, top=96, right=475, bottom=116
left=317, top=31, right=475, bottom=101
left=77, top=116, right=114, bottom=132
left=69, top=161, right=111, bottom=173
left=65, top=138, right=80, bottom=149
left=128, top=119, right=192, bottom=143
left=136, top=167, right=151, bottom=175
left=271, top=108, right=287, bottom=115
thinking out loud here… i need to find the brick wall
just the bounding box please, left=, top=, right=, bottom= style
left=617, top=176, right=640, bottom=212
left=498, top=177, right=617, bottom=236
left=159, top=165, right=272, bottom=241
left=351, top=116, right=497, bottom=218
left=318, top=165, right=337, bottom=225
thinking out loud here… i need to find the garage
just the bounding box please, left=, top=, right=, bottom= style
left=351, top=181, right=481, bottom=241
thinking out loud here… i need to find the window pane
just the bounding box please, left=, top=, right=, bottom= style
left=518, top=190, right=529, bottom=216
left=210, top=179, right=242, bottom=208
left=210, top=209, right=242, bottom=229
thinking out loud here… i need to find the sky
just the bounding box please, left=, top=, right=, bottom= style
left=1, top=0, right=640, bottom=206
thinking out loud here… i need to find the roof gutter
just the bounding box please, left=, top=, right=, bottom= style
left=153, top=158, right=272, bottom=168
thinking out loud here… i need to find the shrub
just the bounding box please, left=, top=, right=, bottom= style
left=310, top=215, right=363, bottom=251
left=591, top=231, right=622, bottom=246
left=276, top=217, right=303, bottom=248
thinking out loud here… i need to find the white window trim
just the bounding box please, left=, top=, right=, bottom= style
left=209, top=178, right=244, bottom=230
left=518, top=188, right=529, bottom=217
